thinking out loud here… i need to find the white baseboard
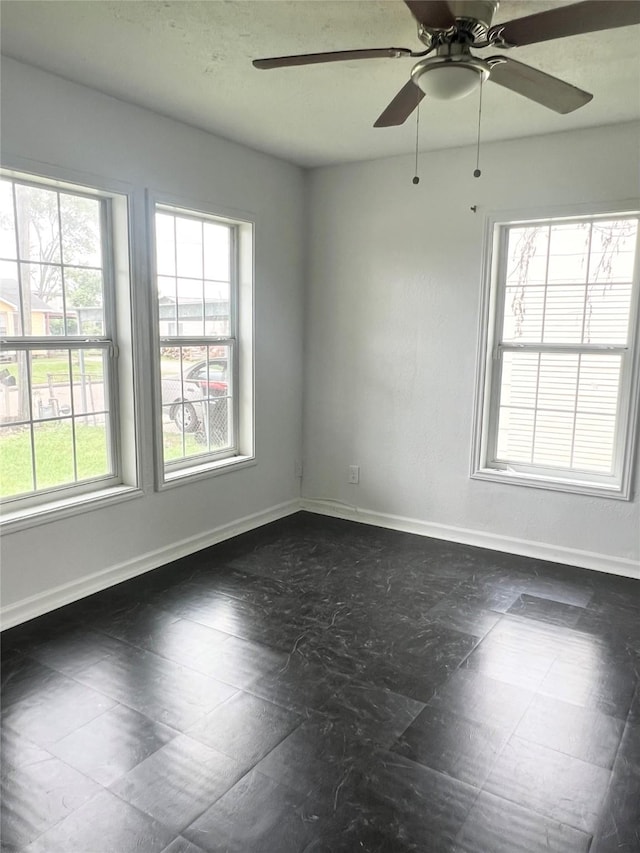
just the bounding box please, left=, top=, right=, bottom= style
left=1, top=500, right=299, bottom=631
left=300, top=498, right=640, bottom=581
left=3, top=496, right=638, bottom=630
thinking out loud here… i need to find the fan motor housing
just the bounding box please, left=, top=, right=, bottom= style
left=418, top=0, right=499, bottom=44
left=448, top=0, right=499, bottom=29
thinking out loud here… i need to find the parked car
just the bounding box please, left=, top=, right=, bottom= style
left=161, top=359, right=228, bottom=433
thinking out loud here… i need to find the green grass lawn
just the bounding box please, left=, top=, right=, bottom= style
left=1, top=354, right=190, bottom=386
left=2, top=354, right=104, bottom=386
left=162, top=429, right=203, bottom=461
left=0, top=422, right=109, bottom=498
left=0, top=420, right=209, bottom=498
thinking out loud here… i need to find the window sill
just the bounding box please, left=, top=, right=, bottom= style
left=471, top=467, right=629, bottom=500
left=0, top=485, right=144, bottom=534
left=160, top=453, right=256, bottom=490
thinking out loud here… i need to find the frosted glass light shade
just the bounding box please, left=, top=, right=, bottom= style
left=415, top=65, right=482, bottom=100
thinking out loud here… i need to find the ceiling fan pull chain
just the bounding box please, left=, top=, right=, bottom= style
left=412, top=103, right=421, bottom=185
left=474, top=77, right=483, bottom=178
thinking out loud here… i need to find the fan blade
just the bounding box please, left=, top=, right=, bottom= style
left=253, top=47, right=413, bottom=69
left=488, top=57, right=593, bottom=114
left=374, top=80, right=425, bottom=127
left=404, top=1, right=456, bottom=29
left=492, top=1, right=640, bottom=47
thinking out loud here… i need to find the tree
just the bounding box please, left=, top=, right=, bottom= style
left=7, top=183, right=101, bottom=306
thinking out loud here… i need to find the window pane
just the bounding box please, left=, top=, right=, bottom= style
left=160, top=345, right=204, bottom=461
left=495, top=351, right=622, bottom=474
left=70, top=349, right=108, bottom=417
left=0, top=263, right=21, bottom=336
left=2, top=187, right=108, bottom=339
left=157, top=212, right=234, bottom=341
left=175, top=217, right=203, bottom=279
left=498, top=351, right=538, bottom=410
left=547, top=222, right=590, bottom=284
left=502, top=219, right=637, bottom=348
left=32, top=349, right=70, bottom=421
left=577, top=354, right=621, bottom=416
left=532, top=410, right=575, bottom=467
left=542, top=285, right=585, bottom=343
left=0, top=422, right=34, bottom=497
left=19, top=262, right=65, bottom=336
left=60, top=193, right=102, bottom=268
left=496, top=352, right=539, bottom=463
left=75, top=414, right=110, bottom=481
left=573, top=413, right=616, bottom=473
left=158, top=275, right=178, bottom=335
left=505, top=226, right=549, bottom=286
left=199, top=345, right=233, bottom=454
left=589, top=219, right=638, bottom=283
left=0, top=350, right=30, bottom=425
left=203, top=222, right=230, bottom=281
left=496, top=406, right=534, bottom=463
left=536, top=353, right=579, bottom=412
left=502, top=285, right=544, bottom=343
left=65, top=268, right=105, bottom=335
left=1, top=175, right=119, bottom=507
left=33, top=419, right=74, bottom=490
left=204, top=280, right=230, bottom=336
left=14, top=184, right=61, bottom=265
left=155, top=205, right=241, bottom=477
left=176, top=277, right=204, bottom=337
left=156, top=213, right=176, bottom=276
left=0, top=345, right=114, bottom=497
left=160, top=343, right=233, bottom=464
left=487, top=213, right=639, bottom=490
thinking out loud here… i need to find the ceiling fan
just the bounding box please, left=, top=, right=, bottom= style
left=253, top=0, right=640, bottom=126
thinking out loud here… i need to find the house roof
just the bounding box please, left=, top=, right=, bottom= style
left=0, top=279, right=57, bottom=313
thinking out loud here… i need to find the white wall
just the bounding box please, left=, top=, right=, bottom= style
left=0, top=58, right=306, bottom=621
left=303, top=122, right=640, bottom=576
left=2, top=60, right=639, bottom=627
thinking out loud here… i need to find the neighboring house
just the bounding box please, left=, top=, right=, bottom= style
left=0, top=278, right=70, bottom=336
left=158, top=295, right=229, bottom=337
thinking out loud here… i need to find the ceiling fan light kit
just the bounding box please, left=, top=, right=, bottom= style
left=253, top=0, right=640, bottom=126
left=414, top=62, right=483, bottom=99
left=411, top=46, right=491, bottom=100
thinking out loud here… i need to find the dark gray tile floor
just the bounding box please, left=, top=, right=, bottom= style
left=1, top=512, right=639, bottom=852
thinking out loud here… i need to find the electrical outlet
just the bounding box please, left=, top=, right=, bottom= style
left=348, top=465, right=360, bottom=484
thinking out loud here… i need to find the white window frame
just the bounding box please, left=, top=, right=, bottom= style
left=472, top=202, right=640, bottom=500
left=0, top=165, right=140, bottom=531
left=148, top=194, right=254, bottom=489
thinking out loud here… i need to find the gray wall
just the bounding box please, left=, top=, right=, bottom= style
left=0, top=58, right=306, bottom=619
left=2, top=58, right=639, bottom=627
left=302, top=122, right=640, bottom=575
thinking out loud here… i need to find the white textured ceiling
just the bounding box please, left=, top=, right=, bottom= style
left=1, top=0, right=639, bottom=167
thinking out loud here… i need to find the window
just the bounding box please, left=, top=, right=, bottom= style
left=473, top=209, right=640, bottom=499
left=0, top=173, right=135, bottom=515
left=152, top=202, right=253, bottom=483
